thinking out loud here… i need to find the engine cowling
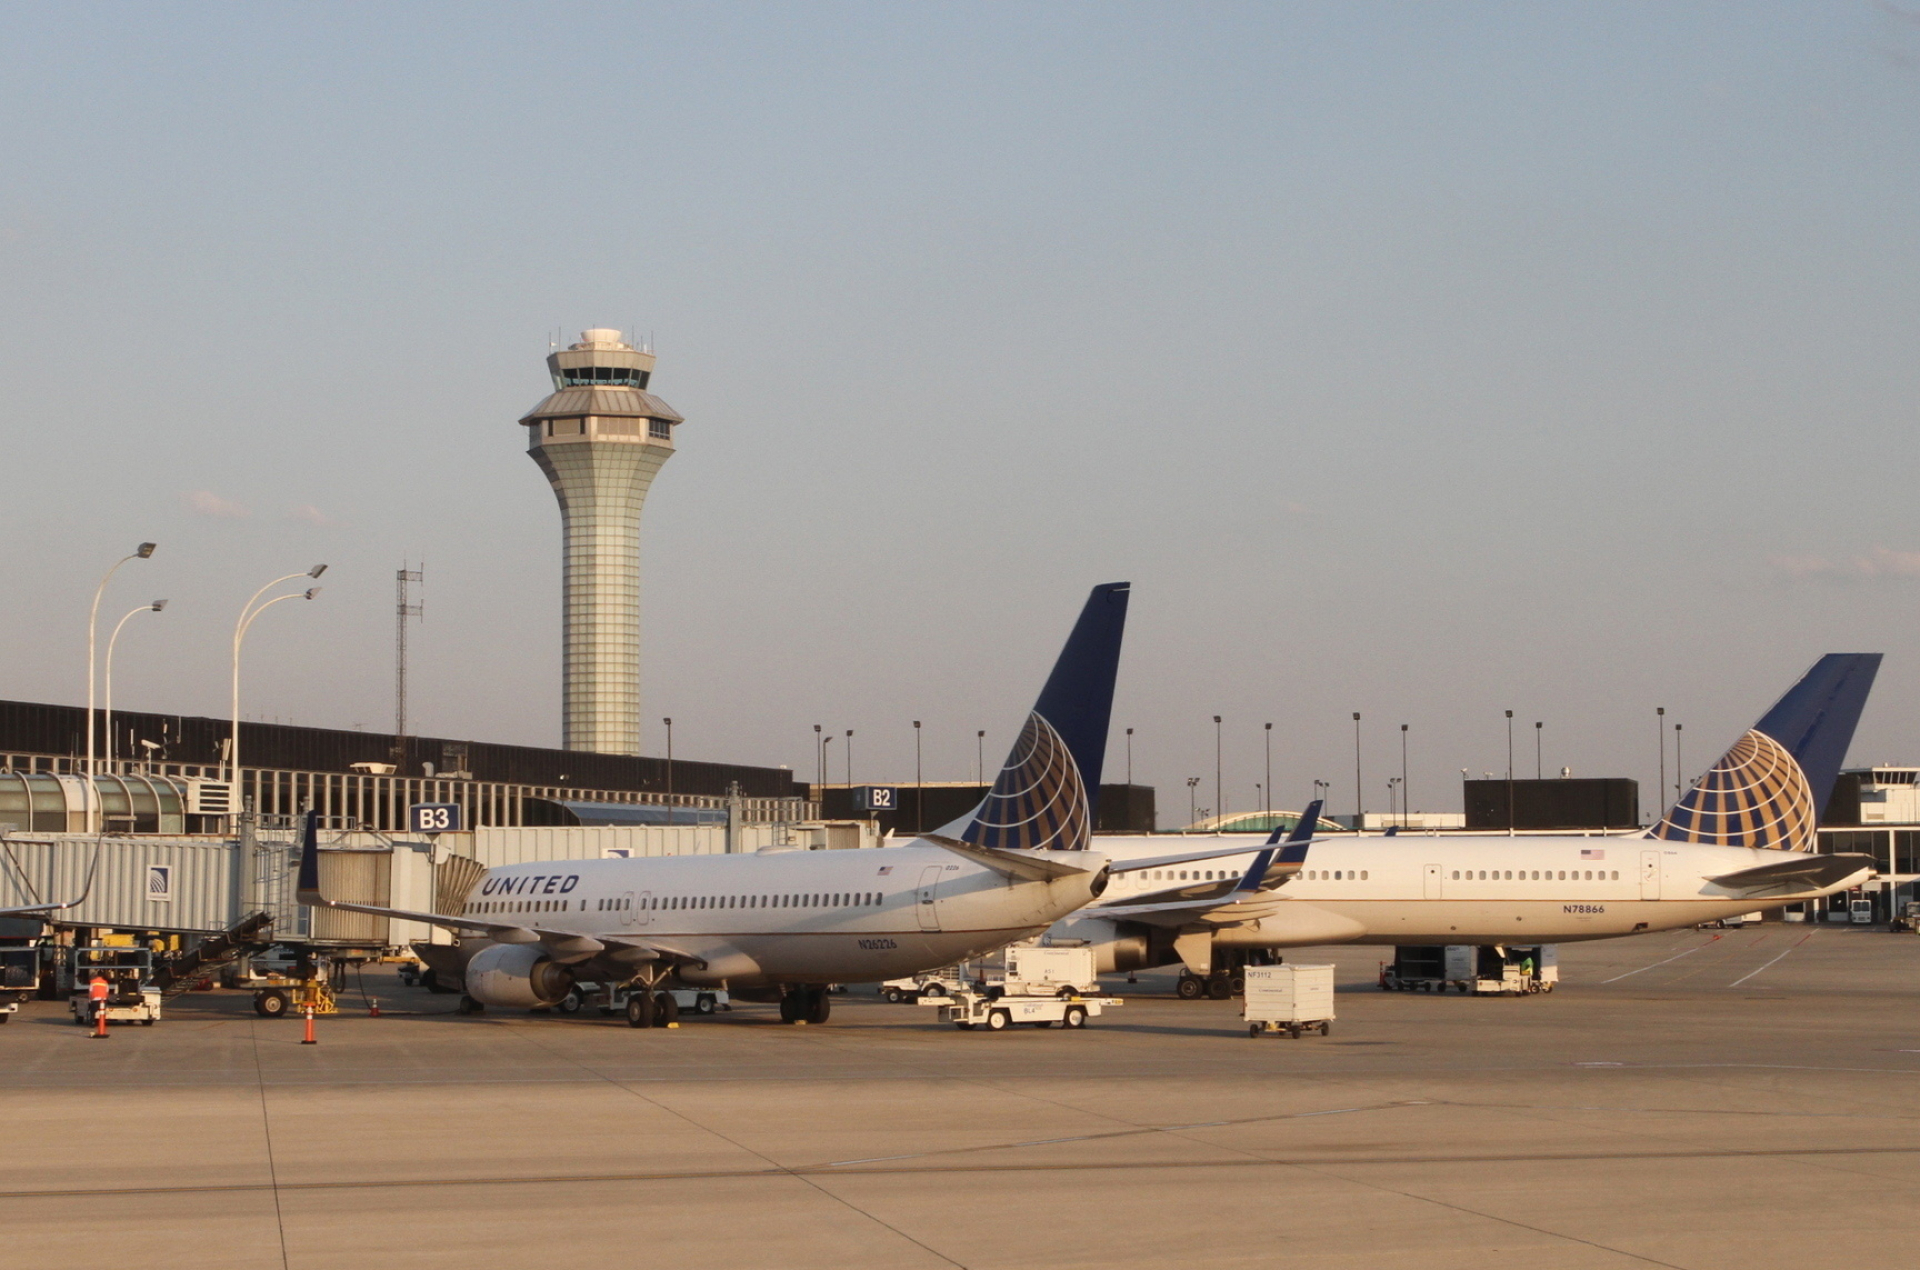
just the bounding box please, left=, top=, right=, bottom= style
left=464, top=943, right=575, bottom=1007
left=1047, top=916, right=1150, bottom=973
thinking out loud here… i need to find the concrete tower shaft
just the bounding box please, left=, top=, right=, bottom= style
left=520, top=329, right=683, bottom=754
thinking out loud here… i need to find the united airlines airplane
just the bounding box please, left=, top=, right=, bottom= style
left=1049, top=654, right=1882, bottom=994
left=299, top=583, right=1261, bottom=1027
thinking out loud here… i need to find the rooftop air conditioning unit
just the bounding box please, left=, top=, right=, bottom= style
left=350, top=762, right=397, bottom=776
left=186, top=779, right=232, bottom=815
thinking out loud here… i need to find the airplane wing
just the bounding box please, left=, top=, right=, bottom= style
left=1707, top=852, right=1874, bottom=897
left=1088, top=799, right=1322, bottom=927
left=293, top=812, right=702, bottom=967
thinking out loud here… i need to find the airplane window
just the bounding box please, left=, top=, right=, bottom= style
left=1361, top=871, right=1369, bottom=880
left=1334, top=871, right=1342, bottom=880
left=1583, top=871, right=1592, bottom=880
left=1611, top=870, right=1619, bottom=880
left=1479, top=871, right=1487, bottom=880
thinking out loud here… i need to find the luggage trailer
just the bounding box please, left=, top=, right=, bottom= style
left=1380, top=944, right=1558, bottom=996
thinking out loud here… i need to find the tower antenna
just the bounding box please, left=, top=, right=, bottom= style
left=394, top=561, right=424, bottom=764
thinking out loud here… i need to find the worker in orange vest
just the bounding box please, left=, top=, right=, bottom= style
left=88, top=973, right=109, bottom=1024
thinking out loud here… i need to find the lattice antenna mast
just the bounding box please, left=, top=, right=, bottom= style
left=394, top=563, right=424, bottom=756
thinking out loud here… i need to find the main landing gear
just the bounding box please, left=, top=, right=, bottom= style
left=779, top=986, right=831, bottom=1025
left=624, top=989, right=680, bottom=1029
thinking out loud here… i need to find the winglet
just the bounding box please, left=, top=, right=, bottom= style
left=1234, top=799, right=1322, bottom=893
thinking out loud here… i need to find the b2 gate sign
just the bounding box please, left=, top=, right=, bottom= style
left=852, top=786, right=898, bottom=813
left=409, top=802, right=463, bottom=834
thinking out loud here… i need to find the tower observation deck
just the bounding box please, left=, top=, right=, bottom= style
left=520, top=329, right=683, bottom=754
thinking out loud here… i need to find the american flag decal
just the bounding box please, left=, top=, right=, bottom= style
left=1580, top=849, right=1606, bottom=860
left=876, top=866, right=893, bottom=876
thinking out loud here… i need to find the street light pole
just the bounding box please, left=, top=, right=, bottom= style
left=1674, top=723, right=1683, bottom=800
left=1351, top=713, right=1362, bottom=832
left=845, top=729, right=853, bottom=787
left=1126, top=727, right=1134, bottom=787
left=1186, top=776, right=1200, bottom=830
left=1656, top=706, right=1666, bottom=823
left=1213, top=715, right=1223, bottom=823
left=663, top=717, right=673, bottom=823
left=976, top=730, right=985, bottom=785
left=103, top=600, right=167, bottom=779
left=230, top=574, right=324, bottom=820
left=1535, top=721, right=1543, bottom=780
left=1263, top=722, right=1272, bottom=814
left=1505, top=710, right=1515, bottom=836
left=913, top=720, right=922, bottom=834
left=1399, top=723, right=1410, bottom=828
left=813, top=724, right=822, bottom=788
left=86, top=542, right=155, bottom=832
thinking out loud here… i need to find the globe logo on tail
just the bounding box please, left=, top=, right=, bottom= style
left=961, top=712, right=1090, bottom=853
left=1652, top=730, right=1816, bottom=853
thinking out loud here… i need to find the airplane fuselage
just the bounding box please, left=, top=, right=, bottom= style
left=450, top=843, right=1105, bottom=989
left=1055, top=833, right=1866, bottom=968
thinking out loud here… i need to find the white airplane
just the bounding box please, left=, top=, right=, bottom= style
left=1051, top=654, right=1883, bottom=995
left=298, top=582, right=1263, bottom=1027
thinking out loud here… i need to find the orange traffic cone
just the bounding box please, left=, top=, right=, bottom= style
left=301, top=1004, right=317, bottom=1045
left=92, top=1005, right=108, bottom=1039
left=368, top=999, right=381, bottom=1017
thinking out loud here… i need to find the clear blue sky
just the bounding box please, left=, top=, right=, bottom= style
left=5, top=4, right=1919, bottom=823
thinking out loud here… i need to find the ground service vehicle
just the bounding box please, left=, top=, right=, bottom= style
left=997, top=946, right=1099, bottom=997
left=68, top=946, right=161, bottom=1026
left=1244, top=964, right=1334, bottom=1038
left=924, top=984, right=1120, bottom=1031
left=0, top=947, right=36, bottom=1022
left=1381, top=945, right=1556, bottom=995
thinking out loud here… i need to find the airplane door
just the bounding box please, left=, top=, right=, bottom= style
left=1639, top=852, right=1661, bottom=901
left=628, top=891, right=644, bottom=928
left=916, top=866, right=943, bottom=932
left=1423, top=864, right=1442, bottom=899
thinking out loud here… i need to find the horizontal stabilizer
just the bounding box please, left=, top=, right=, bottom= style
left=923, top=836, right=1095, bottom=881
left=1708, top=852, right=1874, bottom=897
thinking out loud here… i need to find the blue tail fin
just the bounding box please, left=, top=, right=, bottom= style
left=1652, top=653, right=1880, bottom=852
left=953, top=582, right=1130, bottom=852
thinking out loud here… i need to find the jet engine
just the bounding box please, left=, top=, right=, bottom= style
left=464, top=943, right=576, bottom=1008
left=1048, top=915, right=1151, bottom=973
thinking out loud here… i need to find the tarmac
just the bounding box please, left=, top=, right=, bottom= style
left=3, top=923, right=1917, bottom=1270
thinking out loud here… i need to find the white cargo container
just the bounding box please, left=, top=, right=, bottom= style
left=1001, top=946, right=1098, bottom=997
left=1243, top=964, right=1335, bottom=1038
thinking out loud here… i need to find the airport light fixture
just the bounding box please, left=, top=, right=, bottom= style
left=1186, top=776, right=1200, bottom=830
left=230, top=567, right=327, bottom=817
left=1535, top=721, right=1543, bottom=780
left=103, top=600, right=167, bottom=776
left=1126, top=727, right=1134, bottom=788
left=663, top=717, right=674, bottom=824
left=977, top=729, right=986, bottom=786
left=813, top=724, right=822, bottom=788
left=845, top=730, right=853, bottom=787
left=1674, top=723, right=1683, bottom=800
left=913, top=720, right=922, bottom=834
left=84, top=542, right=156, bottom=833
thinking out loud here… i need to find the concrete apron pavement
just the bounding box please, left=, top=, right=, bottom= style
left=2, top=928, right=1917, bottom=1269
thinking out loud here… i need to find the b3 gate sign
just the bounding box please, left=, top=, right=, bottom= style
left=409, top=802, right=464, bottom=834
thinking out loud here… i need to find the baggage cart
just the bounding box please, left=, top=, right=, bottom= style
left=1243, top=964, right=1334, bottom=1038
left=923, top=985, right=1120, bottom=1031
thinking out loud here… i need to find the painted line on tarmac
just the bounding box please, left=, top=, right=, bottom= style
left=827, top=1102, right=1394, bottom=1166
left=1600, top=936, right=1719, bottom=984
left=8, top=1142, right=1920, bottom=1201
left=1727, top=932, right=1815, bottom=988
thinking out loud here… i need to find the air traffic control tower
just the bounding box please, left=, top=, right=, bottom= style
left=520, top=329, right=684, bottom=754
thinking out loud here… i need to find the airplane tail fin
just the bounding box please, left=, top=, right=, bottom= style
left=1651, top=653, right=1880, bottom=853
left=950, top=582, right=1130, bottom=853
